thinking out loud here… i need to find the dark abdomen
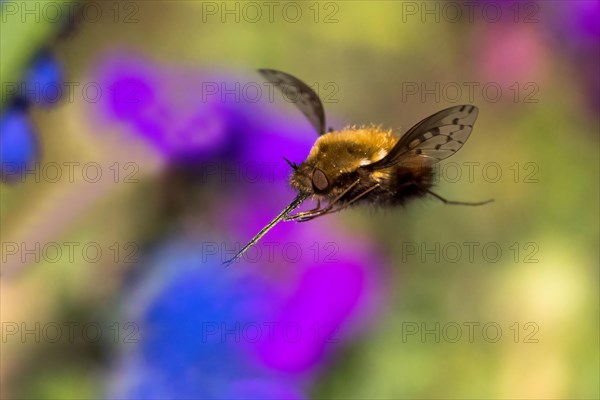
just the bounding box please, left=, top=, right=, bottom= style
left=373, top=165, right=435, bottom=207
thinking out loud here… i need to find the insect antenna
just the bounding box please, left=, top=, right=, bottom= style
left=223, top=193, right=309, bottom=266
left=282, top=156, right=297, bottom=170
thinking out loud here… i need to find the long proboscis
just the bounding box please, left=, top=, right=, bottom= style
left=223, top=193, right=309, bottom=266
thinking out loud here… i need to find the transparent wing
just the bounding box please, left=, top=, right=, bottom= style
left=258, top=69, right=326, bottom=135
left=367, top=105, right=479, bottom=169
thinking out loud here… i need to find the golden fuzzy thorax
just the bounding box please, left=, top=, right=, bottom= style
left=308, top=126, right=397, bottom=172
left=290, top=126, right=400, bottom=195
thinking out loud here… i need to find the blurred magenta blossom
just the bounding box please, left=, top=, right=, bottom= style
left=99, top=51, right=387, bottom=399
left=109, top=235, right=383, bottom=399
left=94, top=52, right=309, bottom=162
left=474, top=23, right=548, bottom=88
left=473, top=1, right=600, bottom=113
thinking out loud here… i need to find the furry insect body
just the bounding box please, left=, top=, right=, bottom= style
left=223, top=70, right=492, bottom=265
left=290, top=126, right=435, bottom=208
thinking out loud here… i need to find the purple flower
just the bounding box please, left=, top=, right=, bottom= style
left=109, top=231, right=383, bottom=399
left=254, top=261, right=367, bottom=372
left=558, top=0, right=600, bottom=42
left=97, top=51, right=388, bottom=399
left=547, top=1, right=600, bottom=112
left=227, top=379, right=304, bottom=400
left=93, top=52, right=251, bottom=161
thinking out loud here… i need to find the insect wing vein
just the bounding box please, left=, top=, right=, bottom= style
left=367, top=105, right=479, bottom=169
left=258, top=69, right=326, bottom=135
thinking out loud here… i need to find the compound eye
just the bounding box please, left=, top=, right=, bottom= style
left=311, top=168, right=329, bottom=192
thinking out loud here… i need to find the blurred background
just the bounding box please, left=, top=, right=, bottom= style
left=1, top=1, right=598, bottom=399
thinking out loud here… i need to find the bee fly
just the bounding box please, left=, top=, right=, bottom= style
left=224, top=69, right=493, bottom=265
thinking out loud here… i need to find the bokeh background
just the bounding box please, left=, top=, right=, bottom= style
left=1, top=1, right=598, bottom=399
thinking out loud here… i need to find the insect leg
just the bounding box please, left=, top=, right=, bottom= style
left=424, top=188, right=494, bottom=206
left=296, top=183, right=381, bottom=222
left=283, top=199, right=321, bottom=221
left=285, top=179, right=360, bottom=221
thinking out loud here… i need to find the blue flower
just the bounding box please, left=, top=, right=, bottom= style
left=1, top=50, right=64, bottom=183
left=0, top=107, right=38, bottom=183
left=22, top=50, right=63, bottom=106
left=108, top=239, right=305, bottom=399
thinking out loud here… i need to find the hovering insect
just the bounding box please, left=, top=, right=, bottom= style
left=224, top=69, right=493, bottom=265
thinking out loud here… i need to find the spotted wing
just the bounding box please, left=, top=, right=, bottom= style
left=367, top=105, right=479, bottom=169
left=258, top=69, right=326, bottom=135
